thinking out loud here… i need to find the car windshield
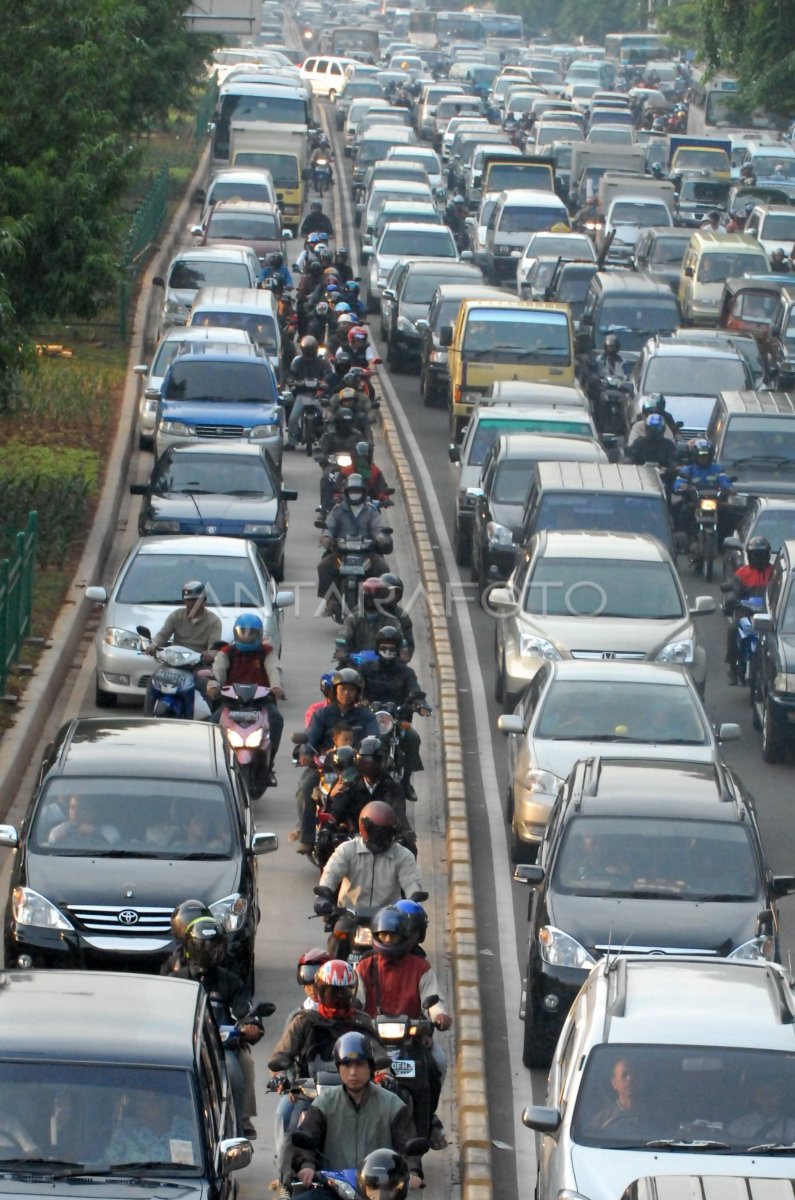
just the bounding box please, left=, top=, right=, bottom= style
left=722, top=416, right=795, bottom=467
left=679, top=180, right=730, bottom=206
left=164, top=361, right=275, bottom=403
left=573, top=1044, right=795, bottom=1151
left=644, top=355, right=747, bottom=394
left=31, top=778, right=234, bottom=858
left=762, top=213, right=795, bottom=241
left=524, top=557, right=683, bottom=618
left=380, top=229, right=455, bottom=257
left=191, top=311, right=277, bottom=352
left=555, top=268, right=597, bottom=310
left=536, top=494, right=671, bottom=547
left=733, top=291, right=779, bottom=324
left=205, top=212, right=279, bottom=240
left=753, top=156, right=795, bottom=180
left=169, top=261, right=252, bottom=291
left=117, top=552, right=263, bottom=607
left=676, top=147, right=729, bottom=170
left=463, top=310, right=571, bottom=362
left=487, top=164, right=552, bottom=191
left=499, top=205, right=567, bottom=234
left=649, top=236, right=690, bottom=265
left=0, top=1062, right=201, bottom=1172
left=492, top=459, right=535, bottom=504
left=231, top=154, right=299, bottom=187
left=752, top=508, right=795, bottom=553
left=208, top=181, right=270, bottom=207
left=597, top=301, right=679, bottom=349
left=697, top=253, right=768, bottom=284
left=468, top=418, right=591, bottom=465
left=526, top=236, right=591, bottom=261
left=535, top=679, right=707, bottom=743
left=611, top=202, right=670, bottom=227
left=221, top=93, right=307, bottom=125
left=154, top=453, right=274, bottom=497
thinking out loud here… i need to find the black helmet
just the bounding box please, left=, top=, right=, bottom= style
left=375, top=624, right=402, bottom=662
left=604, top=333, right=620, bottom=355
left=182, top=579, right=207, bottom=601
left=371, top=905, right=412, bottom=960
left=335, top=247, right=349, bottom=260
left=309, top=260, right=323, bottom=277
left=300, top=335, right=319, bottom=358
left=170, top=898, right=212, bottom=941
left=333, top=1029, right=375, bottom=1072
left=342, top=371, right=361, bottom=390
left=268, top=251, right=284, bottom=268
left=359, top=800, right=398, bottom=853
left=334, top=405, right=356, bottom=430
left=357, top=1150, right=411, bottom=1200
left=747, top=535, right=771, bottom=572
left=692, top=437, right=714, bottom=466
left=311, top=200, right=323, bottom=212
left=380, top=572, right=404, bottom=604
left=332, top=667, right=363, bottom=697
left=362, top=576, right=390, bottom=610
left=331, top=743, right=358, bottom=780
left=336, top=351, right=352, bottom=372
left=355, top=734, right=385, bottom=775
left=182, top=916, right=227, bottom=978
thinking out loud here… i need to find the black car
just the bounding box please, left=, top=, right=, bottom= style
left=544, top=260, right=598, bottom=328
left=517, top=756, right=794, bottom=1068
left=722, top=496, right=795, bottom=581
left=0, top=969, right=251, bottom=1191
left=751, top=538, right=795, bottom=761
left=0, top=718, right=278, bottom=983
left=630, top=226, right=692, bottom=293
left=132, top=443, right=296, bottom=581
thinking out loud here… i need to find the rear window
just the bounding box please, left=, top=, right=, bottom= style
left=499, top=205, right=567, bottom=234
left=231, top=153, right=299, bottom=188
left=169, top=260, right=253, bottom=291
left=206, top=212, right=279, bottom=240
left=380, top=228, right=455, bottom=257
left=190, top=311, right=277, bottom=352
left=164, top=361, right=277, bottom=403
left=468, top=417, right=591, bottom=465
left=722, top=414, right=795, bottom=466
left=208, top=181, right=270, bottom=206
left=535, top=492, right=671, bottom=546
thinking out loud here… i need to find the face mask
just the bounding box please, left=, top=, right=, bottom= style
left=378, top=646, right=398, bottom=660
left=348, top=492, right=365, bottom=506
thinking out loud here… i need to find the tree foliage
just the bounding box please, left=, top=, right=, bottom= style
left=509, top=0, right=642, bottom=42
left=702, top=0, right=795, bottom=115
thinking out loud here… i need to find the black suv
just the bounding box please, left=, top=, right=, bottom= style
left=0, top=718, right=277, bottom=983
left=751, top=538, right=795, bottom=761
left=517, top=755, right=793, bottom=1068
left=0, top=969, right=251, bottom=1190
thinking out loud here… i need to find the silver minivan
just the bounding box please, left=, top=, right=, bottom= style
left=188, top=287, right=282, bottom=382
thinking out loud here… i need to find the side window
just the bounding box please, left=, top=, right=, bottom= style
left=316, top=59, right=329, bottom=74
left=330, top=62, right=343, bottom=76
left=511, top=545, right=531, bottom=595
left=581, top=285, right=597, bottom=326
left=200, top=1023, right=223, bottom=1145
left=768, top=560, right=784, bottom=617
left=486, top=204, right=500, bottom=232
left=304, top=58, right=316, bottom=72
left=554, top=1013, right=578, bottom=1106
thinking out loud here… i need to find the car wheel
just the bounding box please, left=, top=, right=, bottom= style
left=453, top=520, right=470, bottom=566
left=420, top=368, right=436, bottom=407
left=95, top=678, right=117, bottom=708
left=505, top=786, right=514, bottom=826
left=761, top=698, right=786, bottom=763
left=522, top=992, right=554, bottom=1070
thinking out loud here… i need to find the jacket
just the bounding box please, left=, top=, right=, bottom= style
left=268, top=1007, right=386, bottom=1076
left=673, top=463, right=734, bottom=494
left=306, top=702, right=379, bottom=755
left=322, top=499, right=386, bottom=548
left=153, top=607, right=221, bottom=653
left=340, top=610, right=412, bottom=657
left=355, top=953, right=448, bottom=1022
left=725, top=564, right=773, bottom=606
left=319, top=837, right=422, bottom=909
left=625, top=432, right=677, bottom=468
left=330, top=774, right=411, bottom=835
left=209, top=642, right=282, bottom=691
left=293, top=1082, right=417, bottom=1174
left=360, top=660, right=422, bottom=708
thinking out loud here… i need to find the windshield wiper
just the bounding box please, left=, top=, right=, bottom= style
left=176, top=487, right=212, bottom=495
left=731, top=455, right=795, bottom=466
left=645, top=1139, right=730, bottom=1151
left=747, top=1143, right=795, bottom=1154
left=107, top=1161, right=198, bottom=1174
left=0, top=1158, right=87, bottom=1176
left=226, top=489, right=269, bottom=497
left=170, top=851, right=228, bottom=860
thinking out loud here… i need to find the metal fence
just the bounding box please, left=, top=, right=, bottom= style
left=0, top=512, right=37, bottom=700
left=119, top=165, right=170, bottom=339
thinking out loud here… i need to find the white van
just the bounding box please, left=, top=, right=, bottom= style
left=301, top=56, right=359, bottom=98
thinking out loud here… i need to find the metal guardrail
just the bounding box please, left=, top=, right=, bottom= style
left=119, top=165, right=170, bottom=339
left=0, top=512, right=38, bottom=701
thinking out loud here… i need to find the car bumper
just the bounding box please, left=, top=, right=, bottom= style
left=767, top=691, right=795, bottom=731
left=392, top=331, right=423, bottom=357
left=527, top=958, right=589, bottom=1029
left=513, top=784, right=557, bottom=847
left=138, top=397, right=159, bottom=439
left=94, top=642, right=156, bottom=699
left=155, top=428, right=283, bottom=463
left=481, top=542, right=516, bottom=580
left=4, top=923, right=253, bottom=974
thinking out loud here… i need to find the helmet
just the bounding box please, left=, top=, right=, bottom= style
left=337, top=313, right=356, bottom=329
left=336, top=351, right=352, bottom=372
left=324, top=267, right=341, bottom=282
left=331, top=743, right=358, bottom=781
left=394, top=898, right=428, bottom=944
left=356, top=439, right=371, bottom=465
left=317, top=246, right=333, bottom=264
left=315, top=300, right=330, bottom=317
left=307, top=232, right=322, bottom=245
left=745, top=200, right=755, bottom=215
left=371, top=905, right=412, bottom=959
left=300, top=335, right=319, bottom=358
left=375, top=624, right=402, bottom=661
left=268, top=251, right=284, bottom=268
left=337, top=387, right=358, bottom=406
left=333, top=1029, right=375, bottom=1071
left=362, top=576, right=389, bottom=609
left=319, top=136, right=330, bottom=148
left=170, top=898, right=212, bottom=941
left=309, top=260, right=324, bottom=277
left=347, top=281, right=360, bottom=295
left=642, top=393, right=666, bottom=413
left=182, top=916, right=227, bottom=977
left=334, top=407, right=356, bottom=433
left=348, top=326, right=368, bottom=347
left=342, top=370, right=363, bottom=389
left=359, top=800, right=398, bottom=854
left=335, top=247, right=349, bottom=260
left=320, top=671, right=334, bottom=698
left=345, top=473, right=367, bottom=504
left=747, top=535, right=771, bottom=572
left=355, top=734, right=385, bottom=775
left=603, top=333, right=620, bottom=355
left=357, top=1150, right=411, bottom=1200
left=317, top=232, right=329, bottom=243
left=331, top=667, right=363, bottom=698
left=646, top=412, right=664, bottom=434
left=182, top=579, right=207, bottom=601
left=311, top=200, right=323, bottom=212
left=335, top=301, right=352, bottom=315
left=692, top=437, right=714, bottom=466
left=650, top=162, right=664, bottom=179
left=453, top=194, right=465, bottom=205
left=297, top=947, right=331, bottom=985
left=772, top=248, right=786, bottom=263
left=233, top=612, right=263, bottom=652
left=380, top=572, right=404, bottom=604
left=316, top=960, right=358, bottom=1011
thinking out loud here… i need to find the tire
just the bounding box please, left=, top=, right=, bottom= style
left=762, top=698, right=786, bottom=763
left=328, top=90, right=336, bottom=102
left=95, top=678, right=117, bottom=708
left=703, top=530, right=716, bottom=582
left=522, top=993, right=554, bottom=1071
left=453, top=520, right=471, bottom=566
left=420, top=368, right=436, bottom=407
left=138, top=433, right=153, bottom=452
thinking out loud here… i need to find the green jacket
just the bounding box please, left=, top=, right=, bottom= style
left=293, top=1083, right=418, bottom=1174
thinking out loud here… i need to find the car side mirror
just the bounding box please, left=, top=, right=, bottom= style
left=440, top=325, right=453, bottom=347
left=382, top=288, right=396, bottom=300
left=189, top=224, right=203, bottom=236
left=684, top=265, right=694, bottom=277
left=497, top=714, right=524, bottom=735
left=0, top=825, right=19, bottom=849
left=722, top=536, right=743, bottom=551
left=362, top=246, right=373, bottom=261
left=85, top=586, right=107, bottom=603
left=460, top=250, right=474, bottom=261
left=689, top=595, right=715, bottom=616
left=129, top=483, right=148, bottom=496
left=718, top=722, right=741, bottom=742
left=487, top=586, right=513, bottom=609
left=251, top=831, right=279, bottom=855
left=219, top=1138, right=253, bottom=1175
left=133, top=364, right=148, bottom=376
left=513, top=863, right=544, bottom=885
left=275, top=590, right=295, bottom=608
left=771, top=876, right=795, bottom=898
left=193, top=188, right=207, bottom=204
left=466, top=486, right=485, bottom=499
left=448, top=444, right=461, bottom=464
left=522, top=1106, right=561, bottom=1133
left=753, top=612, right=773, bottom=632
left=281, top=489, right=298, bottom=501
left=282, top=229, right=294, bottom=240
left=415, top=318, right=429, bottom=331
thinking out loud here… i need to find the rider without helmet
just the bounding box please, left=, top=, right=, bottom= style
left=746, top=535, right=772, bottom=572
left=358, top=800, right=399, bottom=854
left=233, top=611, right=263, bottom=652
left=603, top=333, right=621, bottom=358
left=300, top=334, right=319, bottom=360
left=358, top=1149, right=411, bottom=1200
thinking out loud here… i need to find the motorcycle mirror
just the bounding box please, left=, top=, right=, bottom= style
left=381, top=526, right=393, bottom=535
left=422, top=994, right=440, bottom=1009
left=410, top=891, right=429, bottom=902
left=253, top=1001, right=277, bottom=1018
left=136, top=625, right=152, bottom=640
left=314, top=518, right=326, bottom=529
left=291, top=731, right=309, bottom=745
left=404, top=1138, right=430, bottom=1157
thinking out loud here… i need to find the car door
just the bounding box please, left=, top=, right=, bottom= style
left=389, top=262, right=412, bottom=340
left=758, top=556, right=785, bottom=707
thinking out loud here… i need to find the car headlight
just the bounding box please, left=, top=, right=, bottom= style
left=523, top=768, right=563, bottom=794
left=396, top=316, right=416, bottom=335
left=159, top=420, right=190, bottom=436
left=656, top=638, right=694, bottom=665
left=539, top=926, right=595, bottom=969
left=728, top=934, right=775, bottom=962
left=164, top=300, right=187, bottom=316
left=144, top=520, right=181, bottom=534
left=773, top=672, right=795, bottom=693
left=429, top=349, right=448, bottom=364
left=519, top=634, right=561, bottom=660
left=250, top=424, right=278, bottom=439
left=486, top=522, right=513, bottom=546
left=210, top=894, right=248, bottom=932
left=243, top=523, right=276, bottom=536
left=12, top=887, right=73, bottom=931
left=103, top=627, right=144, bottom=651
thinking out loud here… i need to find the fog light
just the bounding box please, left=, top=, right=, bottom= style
left=104, top=673, right=129, bottom=686
left=17, top=955, right=33, bottom=969
left=543, top=994, right=560, bottom=1011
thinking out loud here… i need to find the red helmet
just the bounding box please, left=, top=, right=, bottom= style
left=348, top=325, right=368, bottom=347
left=297, top=947, right=332, bottom=985
left=359, top=801, right=398, bottom=854
left=314, top=958, right=357, bottom=1009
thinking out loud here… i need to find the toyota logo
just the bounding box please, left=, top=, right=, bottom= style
left=118, top=909, right=139, bottom=926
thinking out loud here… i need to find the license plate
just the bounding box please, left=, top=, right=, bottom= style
left=229, top=710, right=259, bottom=722
left=340, top=562, right=366, bottom=576
left=390, top=1060, right=416, bottom=1078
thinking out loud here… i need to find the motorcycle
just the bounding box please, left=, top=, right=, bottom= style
left=686, top=486, right=723, bottom=582
left=595, top=366, right=633, bottom=438
left=722, top=589, right=765, bottom=687
left=289, top=1130, right=429, bottom=1198
left=287, top=379, right=327, bottom=455
left=137, top=626, right=211, bottom=720
left=216, top=999, right=276, bottom=1049
left=375, top=1008, right=437, bottom=1139
left=371, top=695, right=432, bottom=787
left=313, top=158, right=333, bottom=198
left=324, top=532, right=393, bottom=623
left=217, top=682, right=273, bottom=798
left=313, top=897, right=382, bottom=963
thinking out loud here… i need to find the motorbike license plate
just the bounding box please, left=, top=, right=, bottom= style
left=390, top=1060, right=416, bottom=1078
left=229, top=710, right=259, bottom=722
left=340, top=560, right=366, bottom=576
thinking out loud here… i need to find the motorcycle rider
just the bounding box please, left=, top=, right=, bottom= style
left=672, top=438, right=736, bottom=547
left=292, top=1031, right=422, bottom=1190
left=333, top=247, right=354, bottom=284
left=147, top=580, right=220, bottom=660
left=359, top=626, right=428, bottom=800
left=338, top=578, right=411, bottom=662
left=317, top=475, right=392, bottom=613
left=301, top=200, right=335, bottom=240
left=443, top=195, right=469, bottom=249
left=310, top=138, right=335, bottom=191
left=285, top=334, right=334, bottom=452
left=380, top=574, right=415, bottom=661
left=166, top=916, right=263, bottom=1138
left=206, top=612, right=284, bottom=782
left=700, top=209, right=723, bottom=232
left=323, top=736, right=414, bottom=852
left=326, top=378, right=372, bottom=438
left=770, top=248, right=792, bottom=274
left=320, top=434, right=386, bottom=516
left=723, top=535, right=773, bottom=686
left=348, top=324, right=380, bottom=368
left=625, top=395, right=678, bottom=447
left=625, top=411, right=678, bottom=475
left=258, top=251, right=293, bottom=291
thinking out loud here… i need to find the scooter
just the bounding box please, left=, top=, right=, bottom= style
left=722, top=589, right=765, bottom=687
left=217, top=682, right=273, bottom=798
left=375, top=1008, right=437, bottom=1139
left=137, top=626, right=211, bottom=720
left=688, top=486, right=723, bottom=582
left=313, top=158, right=333, bottom=197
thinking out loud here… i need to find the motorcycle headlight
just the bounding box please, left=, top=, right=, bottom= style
left=728, top=934, right=775, bottom=962
left=244, top=727, right=264, bottom=747
left=160, top=420, right=190, bottom=436
left=165, top=300, right=187, bottom=316
left=210, top=894, right=248, bottom=931
left=538, top=926, right=595, bottom=969
left=486, top=521, right=513, bottom=546
left=160, top=646, right=200, bottom=668
left=656, top=638, right=694, bottom=665
left=12, top=887, right=73, bottom=931
left=355, top=926, right=373, bottom=946
left=519, top=634, right=561, bottom=660
left=773, top=673, right=795, bottom=693
left=103, top=627, right=144, bottom=651
left=378, top=1019, right=409, bottom=1039
left=225, top=730, right=245, bottom=748
left=396, top=316, right=416, bottom=335
left=144, top=519, right=181, bottom=534
left=523, top=768, right=563, bottom=795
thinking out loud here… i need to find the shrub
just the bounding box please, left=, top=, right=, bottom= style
left=0, top=443, right=100, bottom=566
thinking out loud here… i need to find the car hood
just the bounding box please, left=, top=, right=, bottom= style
left=159, top=401, right=279, bottom=424
left=0, top=1178, right=206, bottom=1199
left=150, top=494, right=280, bottom=524
left=727, top=463, right=795, bottom=495
left=548, top=892, right=759, bottom=957
left=28, top=853, right=239, bottom=913
left=533, top=737, right=716, bottom=783
left=104, top=600, right=277, bottom=650
left=490, top=499, right=524, bottom=535
left=639, top=392, right=718, bottom=436
left=569, top=1146, right=795, bottom=1200
left=518, top=613, right=692, bottom=657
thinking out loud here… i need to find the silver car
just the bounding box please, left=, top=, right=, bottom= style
left=153, top=245, right=260, bottom=333
left=367, top=222, right=461, bottom=313
left=497, top=660, right=739, bottom=862
left=85, top=535, right=293, bottom=706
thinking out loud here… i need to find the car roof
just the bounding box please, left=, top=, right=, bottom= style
left=546, top=660, right=694, bottom=687
left=172, top=246, right=255, bottom=265
left=405, top=259, right=480, bottom=276
left=170, top=345, right=264, bottom=363
left=51, top=717, right=228, bottom=782
left=434, top=283, right=502, bottom=300
left=135, top=533, right=254, bottom=557
left=493, top=433, right=602, bottom=460
left=497, top=189, right=567, bottom=206
left=380, top=222, right=453, bottom=234
left=207, top=198, right=280, bottom=215
left=720, top=390, right=795, bottom=417
left=647, top=340, right=743, bottom=362
left=570, top=757, right=737, bottom=823
left=209, top=167, right=273, bottom=184
left=591, top=271, right=675, bottom=296
left=163, top=442, right=269, bottom=462
left=538, top=530, right=668, bottom=561
left=191, top=286, right=279, bottom=313
left=159, top=326, right=252, bottom=345
left=0, top=971, right=203, bottom=1066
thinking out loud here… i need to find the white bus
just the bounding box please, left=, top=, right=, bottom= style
left=604, top=32, right=668, bottom=69
left=688, top=74, right=778, bottom=143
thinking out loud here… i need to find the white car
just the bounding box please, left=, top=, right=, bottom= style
left=86, top=536, right=293, bottom=706
left=516, top=231, right=597, bottom=295
left=367, top=222, right=461, bottom=312
left=133, top=326, right=254, bottom=451
left=300, top=55, right=358, bottom=97
left=386, top=145, right=443, bottom=191
left=153, top=246, right=260, bottom=333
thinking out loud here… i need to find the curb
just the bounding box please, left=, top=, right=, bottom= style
left=378, top=407, right=493, bottom=1200
left=0, top=144, right=210, bottom=817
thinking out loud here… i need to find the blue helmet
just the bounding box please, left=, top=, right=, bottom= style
left=335, top=301, right=352, bottom=314
left=233, top=612, right=263, bottom=653
left=320, top=672, right=334, bottom=697
left=346, top=281, right=360, bottom=295
left=317, top=232, right=329, bottom=243
left=646, top=412, right=664, bottom=433
left=394, top=898, right=428, bottom=944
